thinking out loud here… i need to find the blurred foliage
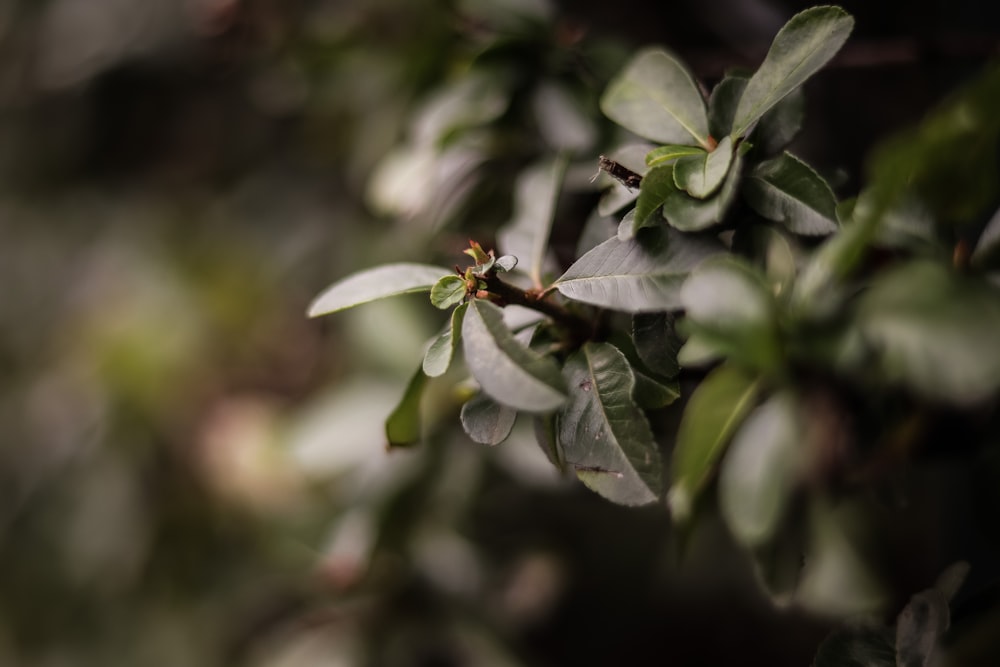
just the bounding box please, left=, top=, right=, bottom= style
left=1, top=0, right=999, bottom=666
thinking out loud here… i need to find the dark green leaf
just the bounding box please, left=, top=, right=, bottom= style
left=743, top=152, right=838, bottom=235
left=708, top=73, right=748, bottom=139
left=423, top=303, right=467, bottom=377
left=498, top=157, right=567, bottom=285
left=385, top=367, right=427, bottom=448
left=856, top=261, right=1000, bottom=405
left=634, top=164, right=678, bottom=224
left=558, top=342, right=662, bottom=506
left=669, top=364, right=760, bottom=520
left=732, top=6, right=854, bottom=137
left=600, top=47, right=711, bottom=147
left=632, top=312, right=682, bottom=378
left=462, top=299, right=567, bottom=412
left=673, top=135, right=734, bottom=199
left=755, top=87, right=805, bottom=155
left=555, top=227, right=724, bottom=312
left=430, top=275, right=467, bottom=309
left=461, top=393, right=517, bottom=445
left=533, top=414, right=564, bottom=469
left=632, top=371, right=680, bottom=409
left=719, top=392, right=803, bottom=547
left=645, top=144, right=706, bottom=168
left=308, top=263, right=449, bottom=317
left=662, top=153, right=743, bottom=231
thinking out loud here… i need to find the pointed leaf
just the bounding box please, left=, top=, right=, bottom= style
left=632, top=312, right=682, bottom=378
left=744, top=152, right=838, bottom=235
left=719, top=392, right=803, bottom=547
left=462, top=299, right=567, bottom=412
left=673, top=135, right=734, bottom=199
left=732, top=6, right=854, bottom=137
left=600, top=48, right=711, bottom=147
left=385, top=367, right=427, bottom=448
left=555, top=227, right=724, bottom=312
left=308, top=263, right=449, bottom=317
left=430, top=275, right=468, bottom=309
left=558, top=342, right=662, bottom=505
left=461, top=393, right=517, bottom=445
left=423, top=303, right=467, bottom=377
left=645, top=144, right=706, bottom=168
left=669, top=364, right=760, bottom=520
left=708, top=73, right=749, bottom=138
left=662, top=153, right=744, bottom=231
left=498, top=158, right=567, bottom=285
left=634, top=164, right=678, bottom=224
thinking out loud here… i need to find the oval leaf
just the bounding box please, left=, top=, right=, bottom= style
left=732, top=6, right=854, bottom=137
left=309, top=263, right=449, bottom=317
left=423, top=303, right=467, bottom=377
left=743, top=152, right=839, bottom=235
left=462, top=299, right=567, bottom=412
left=559, top=342, right=662, bottom=506
left=430, top=275, right=468, bottom=309
left=662, top=153, right=744, bottom=231
left=461, top=392, right=517, bottom=445
left=719, top=392, right=803, bottom=547
left=673, top=135, right=734, bottom=199
left=669, top=363, right=760, bottom=520
left=555, top=227, right=724, bottom=313
left=600, top=48, right=711, bottom=147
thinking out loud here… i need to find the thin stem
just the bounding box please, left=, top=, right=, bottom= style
left=482, top=273, right=592, bottom=336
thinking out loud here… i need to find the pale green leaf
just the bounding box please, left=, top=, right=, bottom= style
left=662, top=153, right=743, bottom=231
left=423, top=303, right=467, bottom=377
left=600, top=48, right=711, bottom=147
left=744, top=152, right=838, bottom=235
left=462, top=299, right=567, bottom=412
left=461, top=393, right=517, bottom=445
left=558, top=342, right=662, bottom=506
left=555, top=227, right=724, bottom=312
left=732, top=6, right=854, bottom=137
left=634, top=164, right=677, bottom=224
left=669, top=364, right=760, bottom=520
left=308, top=263, right=449, bottom=317
left=430, top=275, right=467, bottom=309
left=385, top=366, right=427, bottom=448
left=645, top=144, right=706, bottom=168
left=673, top=135, right=734, bottom=199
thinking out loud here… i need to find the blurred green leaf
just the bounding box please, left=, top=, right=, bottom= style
left=813, top=624, right=896, bottom=667
left=743, top=152, right=839, bottom=235
left=732, top=6, right=853, bottom=137
left=719, top=392, right=802, bottom=547
left=555, top=227, right=724, bottom=312
left=600, top=47, right=711, bottom=148
left=856, top=260, right=1000, bottom=405
left=662, top=153, right=743, bottom=231
left=462, top=299, right=566, bottom=412
left=498, top=157, right=567, bottom=286
left=423, top=303, right=467, bottom=377
left=645, top=144, right=706, bottom=168
left=673, top=136, right=734, bottom=199
left=308, top=263, right=449, bottom=317
left=669, top=364, right=760, bottom=520
left=533, top=414, right=564, bottom=469
left=755, top=87, right=805, bottom=155
left=632, top=312, right=682, bottom=379
left=431, top=275, right=468, bottom=309
left=558, top=342, right=662, bottom=506
left=386, top=367, right=428, bottom=448
left=460, top=392, right=517, bottom=445
left=708, top=73, right=748, bottom=139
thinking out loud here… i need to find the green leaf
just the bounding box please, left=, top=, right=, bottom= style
left=719, top=392, right=803, bottom=547
left=680, top=256, right=782, bottom=371
left=423, top=303, right=467, bottom=377
left=385, top=367, right=427, bottom=448
left=498, top=157, right=567, bottom=286
left=755, top=87, right=805, bottom=155
left=462, top=299, right=567, bottom=412
left=632, top=312, right=682, bottom=378
left=743, top=152, right=839, bottom=235
left=708, top=73, right=749, bottom=138
left=662, top=153, right=744, bottom=231
left=645, top=144, right=706, bottom=168
left=558, top=342, right=662, bottom=506
left=308, top=263, right=449, bottom=317
left=732, top=6, right=854, bottom=137
left=669, top=364, right=760, bottom=520
left=856, top=261, right=1000, bottom=405
left=533, top=414, right=564, bottom=469
left=460, top=392, right=517, bottom=445
left=555, top=227, right=724, bottom=312
left=632, top=371, right=680, bottom=409
left=430, top=275, right=467, bottom=309
left=600, top=47, right=711, bottom=148
left=673, top=135, right=734, bottom=199
left=634, top=164, right=678, bottom=224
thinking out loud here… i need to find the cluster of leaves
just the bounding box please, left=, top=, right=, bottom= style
left=310, top=2, right=1000, bottom=632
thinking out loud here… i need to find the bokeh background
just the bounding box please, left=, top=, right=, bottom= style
left=1, top=0, right=998, bottom=665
